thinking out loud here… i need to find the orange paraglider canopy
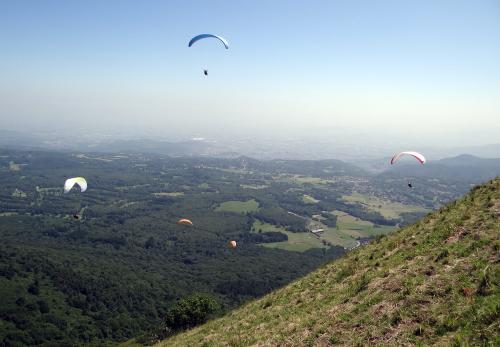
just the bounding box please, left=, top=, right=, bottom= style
left=228, top=240, right=237, bottom=249
left=177, top=218, right=193, bottom=226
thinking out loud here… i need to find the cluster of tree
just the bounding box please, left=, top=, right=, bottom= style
left=137, top=293, right=220, bottom=345
left=215, top=278, right=273, bottom=297
left=250, top=207, right=306, bottom=232
left=320, top=212, right=338, bottom=227
left=243, top=231, right=288, bottom=243
left=0, top=223, right=334, bottom=346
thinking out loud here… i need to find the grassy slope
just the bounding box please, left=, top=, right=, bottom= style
left=156, top=178, right=499, bottom=346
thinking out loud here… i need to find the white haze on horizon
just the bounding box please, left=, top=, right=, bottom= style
left=1, top=1, right=499, bottom=150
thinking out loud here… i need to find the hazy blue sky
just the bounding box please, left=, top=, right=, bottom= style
left=1, top=0, right=499, bottom=146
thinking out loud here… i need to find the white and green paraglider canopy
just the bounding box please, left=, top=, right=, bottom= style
left=64, top=177, right=87, bottom=193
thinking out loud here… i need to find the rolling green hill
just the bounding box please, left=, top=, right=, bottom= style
left=149, top=177, right=499, bottom=346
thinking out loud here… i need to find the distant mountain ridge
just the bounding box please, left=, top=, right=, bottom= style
left=438, top=154, right=500, bottom=166
left=383, top=154, right=500, bottom=182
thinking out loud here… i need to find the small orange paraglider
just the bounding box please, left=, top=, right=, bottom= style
left=177, top=218, right=193, bottom=226
left=228, top=240, right=237, bottom=249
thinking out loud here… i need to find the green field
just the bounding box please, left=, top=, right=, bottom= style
left=275, top=174, right=331, bottom=185
left=342, top=192, right=429, bottom=219
left=251, top=211, right=397, bottom=252
left=320, top=228, right=357, bottom=248
left=75, top=154, right=114, bottom=162
left=0, top=212, right=18, bottom=216
left=11, top=189, right=27, bottom=198
left=152, top=192, right=184, bottom=197
left=302, top=194, right=319, bottom=204
left=9, top=161, right=22, bottom=171
left=332, top=210, right=396, bottom=237
left=118, top=201, right=139, bottom=208
left=214, top=199, right=260, bottom=213
left=251, top=220, right=328, bottom=252
left=240, top=184, right=268, bottom=190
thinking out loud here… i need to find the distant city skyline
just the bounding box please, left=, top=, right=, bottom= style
left=1, top=0, right=499, bottom=146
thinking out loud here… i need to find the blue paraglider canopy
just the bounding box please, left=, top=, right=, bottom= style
left=188, top=34, right=229, bottom=49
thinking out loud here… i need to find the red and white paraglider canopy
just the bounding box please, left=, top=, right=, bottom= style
left=390, top=151, right=426, bottom=165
